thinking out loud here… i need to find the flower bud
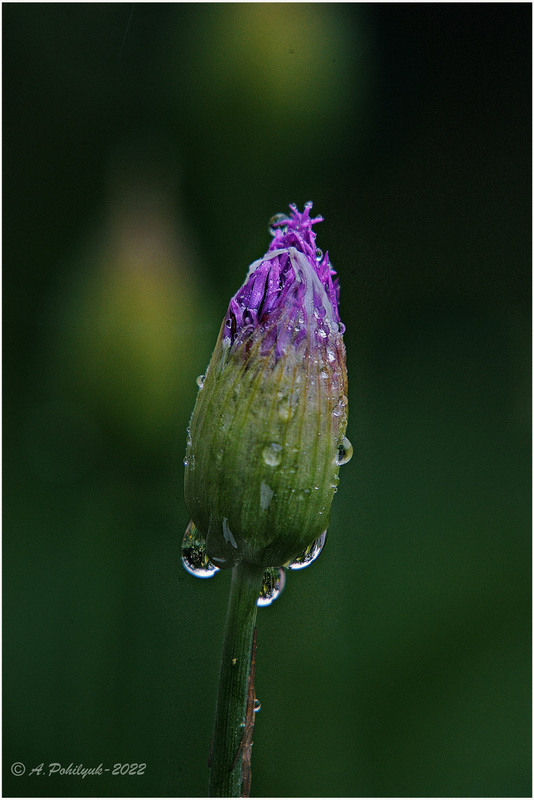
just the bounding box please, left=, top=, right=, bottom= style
left=184, top=203, right=349, bottom=570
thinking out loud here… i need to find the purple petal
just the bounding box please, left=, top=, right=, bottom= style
left=223, top=203, right=344, bottom=355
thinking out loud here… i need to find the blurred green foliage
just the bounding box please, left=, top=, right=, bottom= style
left=3, top=4, right=531, bottom=797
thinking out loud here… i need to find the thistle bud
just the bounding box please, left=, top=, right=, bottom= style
left=184, top=203, right=350, bottom=570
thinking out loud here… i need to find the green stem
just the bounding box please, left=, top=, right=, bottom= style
left=209, top=560, right=264, bottom=797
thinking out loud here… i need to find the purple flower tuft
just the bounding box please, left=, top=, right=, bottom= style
left=223, top=203, right=344, bottom=360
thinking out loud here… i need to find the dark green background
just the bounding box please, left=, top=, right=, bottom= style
left=3, top=3, right=531, bottom=797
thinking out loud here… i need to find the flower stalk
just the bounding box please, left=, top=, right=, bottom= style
left=209, top=561, right=264, bottom=797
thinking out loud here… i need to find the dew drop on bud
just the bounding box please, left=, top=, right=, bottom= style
left=268, top=213, right=290, bottom=237
left=254, top=698, right=261, bottom=713
left=315, top=247, right=323, bottom=261
left=257, top=567, right=286, bottom=606
left=336, top=436, right=353, bottom=466
left=181, top=520, right=220, bottom=578
left=196, top=374, right=205, bottom=389
left=260, top=481, right=274, bottom=511
left=333, top=395, right=348, bottom=417
left=262, top=442, right=283, bottom=467
left=288, top=530, right=328, bottom=570
left=222, top=517, right=238, bottom=549
left=278, top=395, right=294, bottom=421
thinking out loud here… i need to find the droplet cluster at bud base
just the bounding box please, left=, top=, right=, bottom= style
left=183, top=203, right=351, bottom=586
left=181, top=521, right=330, bottom=606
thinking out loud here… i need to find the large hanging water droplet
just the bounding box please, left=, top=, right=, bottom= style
left=268, top=213, right=290, bottom=237
left=196, top=374, right=205, bottom=389
left=336, top=436, right=353, bottom=466
left=181, top=520, right=220, bottom=578
left=262, top=442, right=283, bottom=467
left=288, top=530, right=328, bottom=570
left=257, top=567, right=286, bottom=606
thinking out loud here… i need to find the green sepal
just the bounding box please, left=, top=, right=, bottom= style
left=184, top=325, right=348, bottom=569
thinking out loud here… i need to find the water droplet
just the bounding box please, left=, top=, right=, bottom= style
left=288, top=530, right=327, bottom=570
left=262, top=442, right=283, bottom=467
left=260, top=481, right=274, bottom=511
left=327, top=347, right=337, bottom=363
left=336, top=436, right=353, bottom=466
left=268, top=213, right=290, bottom=236
left=278, top=392, right=296, bottom=422
left=181, top=521, right=220, bottom=578
left=278, top=397, right=293, bottom=421
left=254, top=698, right=261, bottom=713
left=183, top=457, right=189, bottom=467
left=333, top=395, right=348, bottom=418
left=222, top=517, right=238, bottom=549
left=257, top=567, right=286, bottom=606
left=196, top=374, right=205, bottom=389
left=315, top=247, right=323, bottom=261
